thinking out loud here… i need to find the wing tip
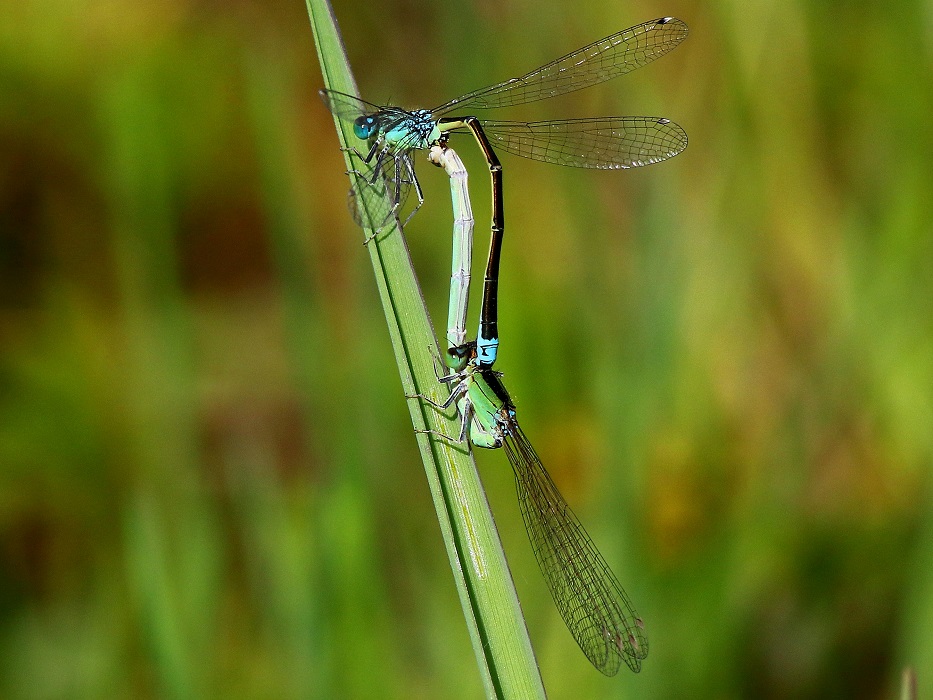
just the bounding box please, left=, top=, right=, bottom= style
left=655, top=16, right=689, bottom=37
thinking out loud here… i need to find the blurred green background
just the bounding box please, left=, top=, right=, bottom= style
left=1, top=0, right=931, bottom=697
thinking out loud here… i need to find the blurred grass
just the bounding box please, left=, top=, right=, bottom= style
left=1, top=0, right=931, bottom=698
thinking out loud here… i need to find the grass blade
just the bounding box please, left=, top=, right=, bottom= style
left=304, top=1, right=546, bottom=696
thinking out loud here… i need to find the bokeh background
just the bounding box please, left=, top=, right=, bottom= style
left=2, top=0, right=932, bottom=697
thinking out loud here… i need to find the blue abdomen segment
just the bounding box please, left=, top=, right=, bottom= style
left=476, top=335, right=499, bottom=367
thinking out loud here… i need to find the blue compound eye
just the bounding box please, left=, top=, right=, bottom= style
left=353, top=115, right=377, bottom=139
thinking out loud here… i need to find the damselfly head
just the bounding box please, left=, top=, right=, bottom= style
left=353, top=115, right=379, bottom=140
left=446, top=342, right=474, bottom=372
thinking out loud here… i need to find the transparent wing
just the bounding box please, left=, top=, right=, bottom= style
left=320, top=89, right=383, bottom=121
left=433, top=17, right=687, bottom=115
left=321, top=92, right=424, bottom=231
left=503, top=425, right=648, bottom=675
left=474, top=116, right=687, bottom=169
left=346, top=151, right=414, bottom=230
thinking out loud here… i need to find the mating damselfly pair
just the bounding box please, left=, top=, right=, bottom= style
left=322, top=16, right=687, bottom=676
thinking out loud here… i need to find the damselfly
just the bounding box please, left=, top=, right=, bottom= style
left=418, top=147, right=646, bottom=672
left=409, top=339, right=648, bottom=675
left=322, top=16, right=688, bottom=369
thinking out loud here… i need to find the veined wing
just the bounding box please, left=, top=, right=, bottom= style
left=502, top=424, right=648, bottom=675
left=346, top=152, right=414, bottom=230
left=320, top=89, right=383, bottom=121
left=433, top=17, right=687, bottom=115
left=473, top=117, right=687, bottom=169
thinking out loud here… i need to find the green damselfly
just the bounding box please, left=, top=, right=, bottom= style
left=410, top=338, right=647, bottom=675
left=417, top=144, right=646, bottom=675
left=427, top=146, right=474, bottom=355
left=322, top=16, right=688, bottom=369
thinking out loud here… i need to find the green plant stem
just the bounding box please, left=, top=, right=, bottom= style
left=304, top=1, right=546, bottom=697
